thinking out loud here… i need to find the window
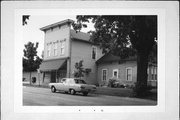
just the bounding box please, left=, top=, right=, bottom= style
left=47, top=44, right=51, bottom=57
left=113, top=69, right=118, bottom=78
left=151, top=67, right=157, bottom=81
left=102, top=69, right=107, bottom=81
left=60, top=78, right=66, bottom=83
left=92, top=46, right=97, bottom=59
left=151, top=68, right=154, bottom=80
left=53, top=42, right=58, bottom=56
left=60, top=40, right=65, bottom=55
left=126, top=67, right=132, bottom=81
left=154, top=68, right=157, bottom=80
left=74, top=79, right=86, bottom=84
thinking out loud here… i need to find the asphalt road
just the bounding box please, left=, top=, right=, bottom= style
left=23, top=86, right=157, bottom=106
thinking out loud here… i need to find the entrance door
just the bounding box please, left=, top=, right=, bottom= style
left=51, top=71, right=56, bottom=83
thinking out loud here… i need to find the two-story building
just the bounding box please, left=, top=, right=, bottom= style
left=39, top=19, right=103, bottom=85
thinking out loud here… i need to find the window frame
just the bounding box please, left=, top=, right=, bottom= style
left=60, top=39, right=65, bottom=55
left=112, top=69, right=119, bottom=78
left=47, top=43, right=51, bottom=57
left=91, top=46, right=97, bottom=60
left=126, top=67, right=133, bottom=81
left=151, top=67, right=157, bottom=81
left=102, top=69, right=108, bottom=81
left=53, top=42, right=58, bottom=56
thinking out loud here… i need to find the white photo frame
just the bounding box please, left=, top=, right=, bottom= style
left=1, top=1, right=179, bottom=120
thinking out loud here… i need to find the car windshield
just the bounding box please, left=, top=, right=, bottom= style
left=74, top=79, right=86, bottom=84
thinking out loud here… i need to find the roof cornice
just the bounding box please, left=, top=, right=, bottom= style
left=40, top=19, right=74, bottom=31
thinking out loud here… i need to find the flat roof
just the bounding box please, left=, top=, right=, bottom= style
left=40, top=19, right=74, bottom=31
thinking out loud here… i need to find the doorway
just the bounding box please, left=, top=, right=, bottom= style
left=51, top=71, right=56, bottom=83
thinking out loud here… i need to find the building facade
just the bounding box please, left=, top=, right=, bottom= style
left=96, top=53, right=157, bottom=87
left=39, top=19, right=103, bottom=85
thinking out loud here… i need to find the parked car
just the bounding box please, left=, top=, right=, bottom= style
left=49, top=78, right=97, bottom=96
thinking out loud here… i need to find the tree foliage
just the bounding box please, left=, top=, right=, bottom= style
left=73, top=15, right=157, bottom=96
left=23, top=42, right=42, bottom=72
left=73, top=60, right=86, bottom=78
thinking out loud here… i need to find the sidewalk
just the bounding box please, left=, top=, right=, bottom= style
left=23, top=83, right=157, bottom=101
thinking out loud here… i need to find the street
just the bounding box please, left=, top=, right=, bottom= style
left=23, top=86, right=157, bottom=106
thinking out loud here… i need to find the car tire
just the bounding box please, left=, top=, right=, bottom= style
left=83, top=92, right=88, bottom=96
left=51, top=86, right=56, bottom=93
left=70, top=89, right=76, bottom=95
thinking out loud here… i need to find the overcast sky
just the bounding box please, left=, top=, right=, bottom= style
left=22, top=15, right=94, bottom=57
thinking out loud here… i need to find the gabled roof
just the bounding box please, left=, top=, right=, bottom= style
left=70, top=29, right=91, bottom=43
left=40, top=19, right=74, bottom=31
left=96, top=53, right=137, bottom=64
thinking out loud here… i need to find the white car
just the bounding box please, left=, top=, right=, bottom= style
left=49, top=78, right=97, bottom=96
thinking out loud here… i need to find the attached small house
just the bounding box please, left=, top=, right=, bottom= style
left=37, top=19, right=157, bottom=87
left=96, top=53, right=157, bottom=87
left=39, top=19, right=103, bottom=85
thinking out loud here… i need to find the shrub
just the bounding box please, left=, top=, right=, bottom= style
left=108, top=79, right=116, bottom=88
left=23, top=78, right=26, bottom=81
left=32, top=77, right=36, bottom=84
left=94, top=83, right=100, bottom=87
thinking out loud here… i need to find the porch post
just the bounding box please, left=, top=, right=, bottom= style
left=56, top=70, right=57, bottom=83
left=66, top=59, right=70, bottom=78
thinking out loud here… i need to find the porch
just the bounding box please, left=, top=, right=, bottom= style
left=39, top=58, right=68, bottom=83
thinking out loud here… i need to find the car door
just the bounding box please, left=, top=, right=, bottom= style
left=56, top=78, right=66, bottom=91
left=68, top=79, right=76, bottom=91
left=63, top=78, right=71, bottom=92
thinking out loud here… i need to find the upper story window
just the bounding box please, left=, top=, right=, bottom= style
left=47, top=44, right=51, bottom=57
left=92, top=46, right=97, bottom=60
left=60, top=40, right=65, bottom=55
left=53, top=42, right=58, bottom=56
left=126, top=67, right=132, bottom=81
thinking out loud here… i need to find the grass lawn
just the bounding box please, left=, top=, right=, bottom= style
left=94, top=87, right=157, bottom=101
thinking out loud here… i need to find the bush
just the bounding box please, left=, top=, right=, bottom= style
left=23, top=78, right=26, bottom=81
left=94, top=83, right=100, bottom=87
left=108, top=79, right=116, bottom=88
left=32, top=77, right=36, bottom=84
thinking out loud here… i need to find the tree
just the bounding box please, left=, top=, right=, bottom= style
left=73, top=15, right=157, bottom=96
left=23, top=42, right=42, bottom=84
left=22, top=15, right=30, bottom=25
left=73, top=60, right=86, bottom=79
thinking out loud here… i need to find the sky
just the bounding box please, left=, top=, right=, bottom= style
left=22, top=15, right=94, bottom=57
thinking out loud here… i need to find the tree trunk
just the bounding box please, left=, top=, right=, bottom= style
left=135, top=51, right=149, bottom=96
left=29, top=71, right=32, bottom=85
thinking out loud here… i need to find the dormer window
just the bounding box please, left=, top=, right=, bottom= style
left=92, top=46, right=97, bottom=60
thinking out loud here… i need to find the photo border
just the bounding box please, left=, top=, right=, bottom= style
left=2, top=1, right=179, bottom=120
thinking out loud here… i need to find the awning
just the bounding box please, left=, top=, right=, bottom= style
left=39, top=58, right=67, bottom=72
